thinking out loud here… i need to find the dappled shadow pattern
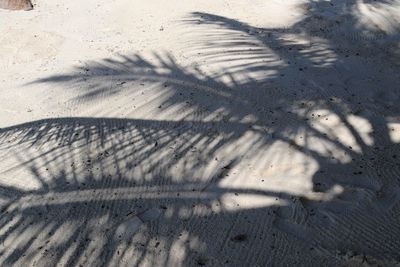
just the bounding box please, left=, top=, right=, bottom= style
left=2, top=1, right=400, bottom=266
left=0, top=117, right=307, bottom=266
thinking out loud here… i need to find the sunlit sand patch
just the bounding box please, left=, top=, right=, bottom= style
left=388, top=122, right=400, bottom=143
left=251, top=0, right=309, bottom=28
left=0, top=29, right=64, bottom=66
left=356, top=0, right=400, bottom=34
left=302, top=108, right=374, bottom=156
left=220, top=192, right=289, bottom=211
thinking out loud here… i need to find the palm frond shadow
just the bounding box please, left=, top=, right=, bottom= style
left=2, top=2, right=400, bottom=266
left=0, top=116, right=294, bottom=266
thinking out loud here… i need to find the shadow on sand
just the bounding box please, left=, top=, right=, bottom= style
left=1, top=1, right=400, bottom=266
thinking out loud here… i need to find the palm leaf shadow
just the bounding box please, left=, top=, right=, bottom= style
left=2, top=1, right=400, bottom=265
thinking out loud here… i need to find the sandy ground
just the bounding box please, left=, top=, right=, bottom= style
left=1, top=0, right=400, bottom=266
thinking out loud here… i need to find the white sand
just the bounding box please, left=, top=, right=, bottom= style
left=1, top=0, right=400, bottom=266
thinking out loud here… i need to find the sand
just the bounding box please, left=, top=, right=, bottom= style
left=1, top=0, right=400, bottom=266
